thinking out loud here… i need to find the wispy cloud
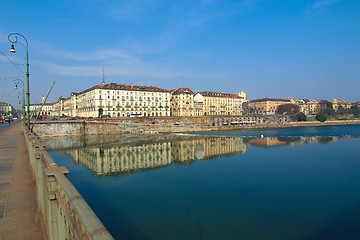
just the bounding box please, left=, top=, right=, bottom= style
left=30, top=1, right=259, bottom=82
left=32, top=46, right=225, bottom=81
left=307, top=0, right=340, bottom=12
left=41, top=48, right=136, bottom=61
left=33, top=58, right=184, bottom=80
left=149, top=0, right=258, bottom=48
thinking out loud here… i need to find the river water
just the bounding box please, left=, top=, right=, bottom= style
left=47, top=125, right=360, bottom=240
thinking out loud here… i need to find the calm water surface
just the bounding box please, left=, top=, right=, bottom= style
left=48, top=125, right=360, bottom=240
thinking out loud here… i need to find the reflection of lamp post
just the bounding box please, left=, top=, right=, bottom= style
left=8, top=33, right=30, bottom=129
left=14, top=79, right=25, bottom=122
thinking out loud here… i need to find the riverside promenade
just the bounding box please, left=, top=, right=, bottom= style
left=0, top=122, right=46, bottom=240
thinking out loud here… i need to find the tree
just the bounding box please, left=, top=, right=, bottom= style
left=351, top=105, right=360, bottom=117
left=295, top=112, right=307, bottom=122
left=319, top=101, right=335, bottom=116
left=315, top=113, right=327, bottom=122
left=336, top=105, right=347, bottom=115
left=277, top=104, right=299, bottom=115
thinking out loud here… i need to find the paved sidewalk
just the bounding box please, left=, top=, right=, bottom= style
left=0, top=123, right=46, bottom=240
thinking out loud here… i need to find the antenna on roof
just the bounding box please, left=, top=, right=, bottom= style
left=102, top=66, right=105, bottom=84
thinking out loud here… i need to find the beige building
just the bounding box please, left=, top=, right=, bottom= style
left=170, top=88, right=195, bottom=116
left=52, top=83, right=171, bottom=118
left=194, top=91, right=243, bottom=116
left=331, top=98, right=352, bottom=111
left=56, top=93, right=79, bottom=117
left=193, top=101, right=204, bottom=116
left=0, top=102, right=14, bottom=115
left=235, top=91, right=248, bottom=102
left=307, top=100, right=319, bottom=114
left=248, top=98, right=290, bottom=115
left=49, top=84, right=248, bottom=118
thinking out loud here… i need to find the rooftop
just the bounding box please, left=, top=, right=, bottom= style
left=249, top=98, right=290, bottom=103
left=172, top=88, right=195, bottom=95
left=197, top=91, right=241, bottom=98
left=100, top=83, right=168, bottom=92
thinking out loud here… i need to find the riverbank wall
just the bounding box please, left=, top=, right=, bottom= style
left=31, top=117, right=360, bottom=137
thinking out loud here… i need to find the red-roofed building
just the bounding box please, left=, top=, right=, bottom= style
left=170, top=88, right=195, bottom=116
left=331, top=98, right=352, bottom=111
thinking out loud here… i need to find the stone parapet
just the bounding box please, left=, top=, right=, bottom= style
left=23, top=124, right=114, bottom=240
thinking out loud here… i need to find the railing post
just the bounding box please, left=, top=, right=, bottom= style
left=45, top=167, right=69, bottom=240
left=46, top=173, right=59, bottom=240
left=34, top=145, right=42, bottom=209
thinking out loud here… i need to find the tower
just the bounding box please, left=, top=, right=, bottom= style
left=102, top=66, right=105, bottom=84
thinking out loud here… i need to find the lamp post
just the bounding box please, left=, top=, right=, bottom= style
left=8, top=33, right=30, bottom=129
left=14, top=79, right=25, bottom=122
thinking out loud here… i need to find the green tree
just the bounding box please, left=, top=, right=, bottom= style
left=336, top=105, right=347, bottom=115
left=277, top=104, right=299, bottom=114
left=316, top=113, right=327, bottom=122
left=324, top=101, right=336, bottom=116
left=351, top=105, right=360, bottom=117
left=294, top=112, right=307, bottom=122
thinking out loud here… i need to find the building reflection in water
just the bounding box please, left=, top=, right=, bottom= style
left=67, top=142, right=172, bottom=175
left=44, top=135, right=341, bottom=176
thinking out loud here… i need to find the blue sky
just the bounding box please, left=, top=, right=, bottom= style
left=1, top=0, right=359, bottom=109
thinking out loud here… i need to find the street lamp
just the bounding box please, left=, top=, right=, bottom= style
left=8, top=33, right=30, bottom=129
left=14, top=79, right=25, bottom=122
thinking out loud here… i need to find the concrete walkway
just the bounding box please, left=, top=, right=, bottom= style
left=0, top=123, right=46, bottom=240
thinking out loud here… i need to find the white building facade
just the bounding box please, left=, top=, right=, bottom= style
left=29, top=103, right=55, bottom=117
left=74, top=83, right=171, bottom=118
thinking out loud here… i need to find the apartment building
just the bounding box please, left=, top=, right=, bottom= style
left=331, top=98, right=352, bottom=111
left=0, top=102, right=14, bottom=115
left=59, top=83, right=172, bottom=118
left=248, top=98, right=290, bottom=115
left=170, top=88, right=195, bottom=116
left=194, top=91, right=243, bottom=116
left=307, top=100, right=319, bottom=114
left=29, top=103, right=55, bottom=117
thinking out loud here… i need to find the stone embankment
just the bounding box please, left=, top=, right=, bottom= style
left=31, top=118, right=360, bottom=137
left=287, top=120, right=360, bottom=127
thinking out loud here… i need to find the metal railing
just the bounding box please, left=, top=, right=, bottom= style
left=23, top=124, right=114, bottom=240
